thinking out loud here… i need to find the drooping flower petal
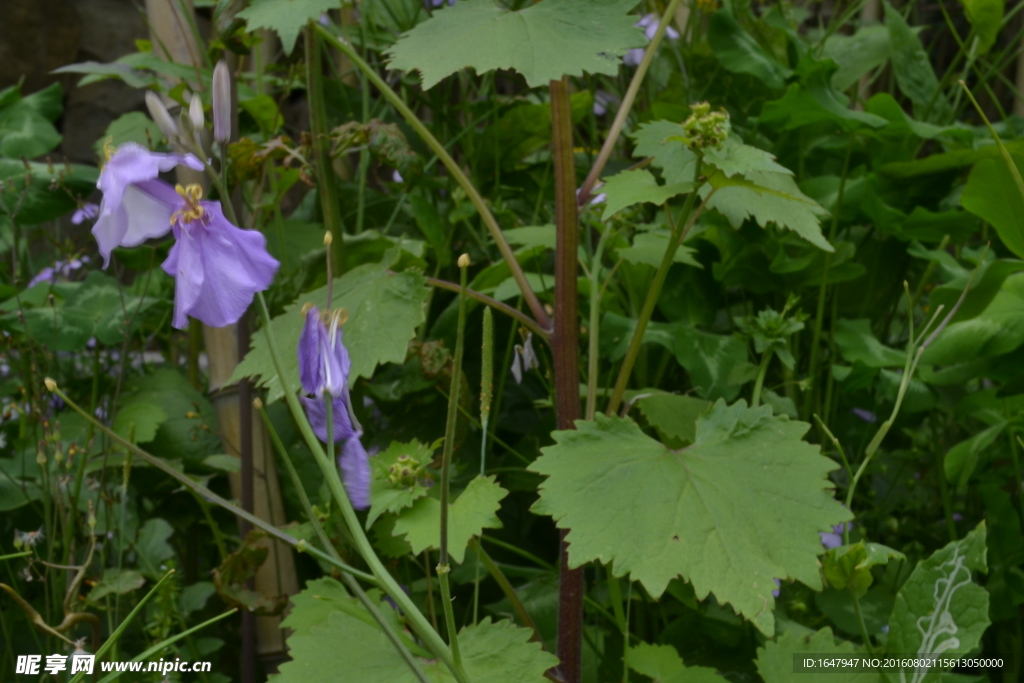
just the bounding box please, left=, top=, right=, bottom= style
left=212, top=60, right=232, bottom=144
left=298, top=306, right=351, bottom=397
left=162, top=201, right=279, bottom=329
left=339, top=434, right=371, bottom=510
left=93, top=143, right=203, bottom=267
left=300, top=395, right=356, bottom=443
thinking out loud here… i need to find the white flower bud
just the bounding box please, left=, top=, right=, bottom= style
left=145, top=91, right=179, bottom=142
left=213, top=60, right=232, bottom=144
left=189, top=93, right=205, bottom=131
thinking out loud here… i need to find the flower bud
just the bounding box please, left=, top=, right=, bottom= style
left=189, top=93, right=205, bottom=131
left=458, top=253, right=470, bottom=268
left=253, top=397, right=263, bottom=410
left=323, top=231, right=333, bottom=246
left=44, top=377, right=57, bottom=392
left=213, top=60, right=232, bottom=144
left=145, top=91, right=179, bottom=142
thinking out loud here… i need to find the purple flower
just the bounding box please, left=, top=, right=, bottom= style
left=297, top=313, right=370, bottom=510
left=772, top=578, right=781, bottom=598
left=92, top=143, right=203, bottom=267
left=298, top=306, right=351, bottom=397
left=431, top=0, right=456, bottom=6
left=161, top=186, right=279, bottom=329
left=820, top=522, right=853, bottom=549
left=28, top=257, right=89, bottom=288
left=623, top=13, right=680, bottom=67
left=851, top=407, right=878, bottom=423
left=72, top=203, right=99, bottom=224
left=300, top=395, right=356, bottom=442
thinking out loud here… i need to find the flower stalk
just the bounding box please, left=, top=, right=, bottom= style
left=437, top=254, right=471, bottom=674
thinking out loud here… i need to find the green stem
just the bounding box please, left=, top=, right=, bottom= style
left=306, top=24, right=346, bottom=268
left=578, top=0, right=683, bottom=203
left=850, top=587, right=874, bottom=654
left=467, top=538, right=542, bottom=642
left=424, top=276, right=548, bottom=340
left=253, top=294, right=464, bottom=682
left=315, top=24, right=549, bottom=332
left=804, top=139, right=852, bottom=419
left=585, top=226, right=613, bottom=420
left=606, top=168, right=705, bottom=416
left=47, top=383, right=375, bottom=584
left=257, top=402, right=432, bottom=683
left=750, top=352, right=772, bottom=408
left=438, top=261, right=470, bottom=672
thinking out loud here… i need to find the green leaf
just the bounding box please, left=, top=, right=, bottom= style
left=0, top=107, right=61, bottom=159
left=203, top=454, right=242, bottom=473
left=821, top=25, right=891, bottom=91
left=366, top=439, right=435, bottom=529
left=529, top=403, right=851, bottom=635
left=884, top=2, right=950, bottom=121
left=702, top=139, right=793, bottom=179
left=961, top=155, right=1024, bottom=260
left=833, top=319, right=907, bottom=368
left=616, top=232, right=702, bottom=270
left=392, top=475, right=508, bottom=564
left=822, top=542, right=905, bottom=596
left=233, top=264, right=430, bottom=403
left=921, top=274, right=1024, bottom=365
left=600, top=314, right=748, bottom=401
left=757, top=626, right=881, bottom=683
left=944, top=421, right=1006, bottom=488
left=631, top=120, right=699, bottom=186
left=707, top=11, right=792, bottom=90
left=635, top=394, right=712, bottom=446
left=408, top=193, right=450, bottom=266
left=627, top=642, right=726, bottom=682
left=0, top=476, right=41, bottom=512
left=135, top=518, right=175, bottom=577
left=0, top=159, right=98, bottom=225
left=704, top=170, right=832, bottom=252
left=63, top=272, right=160, bottom=345
left=599, top=170, right=694, bottom=219
left=387, top=0, right=645, bottom=89
left=960, top=0, right=1004, bottom=55
left=280, top=609, right=555, bottom=682
left=887, top=523, right=990, bottom=681
left=87, top=568, right=146, bottom=603
left=112, top=402, right=168, bottom=444
left=94, top=112, right=162, bottom=156
left=237, top=0, right=340, bottom=54
left=504, top=225, right=556, bottom=252
left=759, top=59, right=888, bottom=131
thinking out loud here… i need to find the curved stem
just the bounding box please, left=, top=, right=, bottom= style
left=253, top=294, right=465, bottom=682
left=850, top=587, right=874, bottom=654
left=578, top=0, right=683, bottom=204
left=48, top=385, right=376, bottom=584
left=423, top=275, right=549, bottom=341
left=750, top=352, right=772, bottom=408
left=316, top=24, right=550, bottom=333
left=257, top=402, right=431, bottom=683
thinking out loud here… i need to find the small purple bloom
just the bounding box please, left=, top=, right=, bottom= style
left=851, top=407, right=878, bottom=423
left=772, top=578, right=781, bottom=598
left=431, top=0, right=456, bottom=6
left=72, top=203, right=100, bottom=225
left=511, top=332, right=538, bottom=384
left=820, top=522, right=853, bottom=549
left=92, top=143, right=203, bottom=267
left=161, top=186, right=279, bottom=329
left=298, top=306, right=351, bottom=397
left=623, top=13, right=680, bottom=67
left=340, top=433, right=371, bottom=510
left=593, top=90, right=619, bottom=117
left=28, top=257, right=89, bottom=288
left=298, top=318, right=370, bottom=510
left=952, top=512, right=963, bottom=522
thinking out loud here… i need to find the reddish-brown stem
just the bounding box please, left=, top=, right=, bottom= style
left=550, top=76, right=583, bottom=683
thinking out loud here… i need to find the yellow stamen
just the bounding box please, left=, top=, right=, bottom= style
left=102, top=137, right=116, bottom=162
left=170, top=183, right=205, bottom=224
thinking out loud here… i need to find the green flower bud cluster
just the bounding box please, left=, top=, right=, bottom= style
left=388, top=453, right=432, bottom=488
left=679, top=102, right=730, bottom=152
